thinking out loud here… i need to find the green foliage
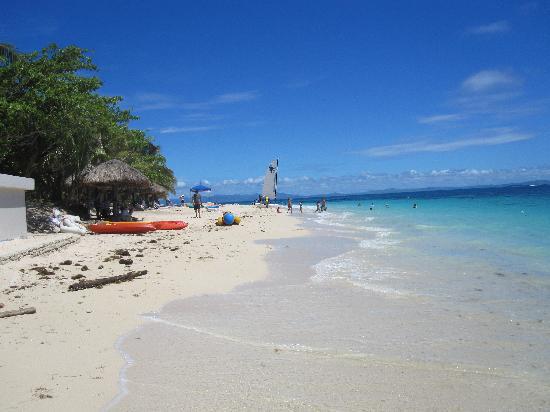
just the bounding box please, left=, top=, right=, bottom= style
left=0, top=43, right=18, bottom=66
left=0, top=44, right=175, bottom=200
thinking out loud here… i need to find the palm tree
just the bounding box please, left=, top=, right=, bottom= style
left=0, top=43, right=17, bottom=66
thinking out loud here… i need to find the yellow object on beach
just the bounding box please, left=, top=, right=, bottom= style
left=216, top=216, right=241, bottom=226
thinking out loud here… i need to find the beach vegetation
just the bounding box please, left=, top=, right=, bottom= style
left=0, top=43, right=175, bottom=202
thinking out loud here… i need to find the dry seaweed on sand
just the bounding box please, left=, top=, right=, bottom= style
left=68, top=270, right=147, bottom=291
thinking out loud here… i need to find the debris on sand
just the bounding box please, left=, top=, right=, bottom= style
left=30, top=267, right=55, bottom=277
left=0, top=307, right=37, bottom=319
left=68, top=270, right=147, bottom=291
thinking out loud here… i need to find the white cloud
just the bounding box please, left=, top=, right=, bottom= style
left=282, top=176, right=311, bottom=183
left=182, top=113, right=224, bottom=121
left=183, top=91, right=260, bottom=109
left=243, top=176, right=263, bottom=184
left=222, top=179, right=240, bottom=185
left=212, top=91, right=259, bottom=104
left=430, top=169, right=451, bottom=176
left=134, top=90, right=259, bottom=112
left=467, top=20, right=510, bottom=35
left=134, top=93, right=177, bottom=111
left=458, top=168, right=493, bottom=176
left=418, top=114, right=465, bottom=124
left=159, top=126, right=219, bottom=134
left=176, top=180, right=187, bottom=188
left=462, top=70, right=519, bottom=93
left=358, top=129, right=533, bottom=157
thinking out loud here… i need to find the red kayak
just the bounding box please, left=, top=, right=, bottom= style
left=89, top=222, right=157, bottom=234
left=150, top=221, right=188, bottom=230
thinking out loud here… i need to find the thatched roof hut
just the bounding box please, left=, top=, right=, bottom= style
left=65, top=164, right=93, bottom=186
left=81, top=159, right=151, bottom=188
left=151, top=183, right=169, bottom=197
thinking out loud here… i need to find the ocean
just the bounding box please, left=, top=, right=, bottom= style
left=110, top=184, right=550, bottom=410
left=309, top=184, right=550, bottom=314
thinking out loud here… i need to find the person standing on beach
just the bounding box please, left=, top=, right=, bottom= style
left=265, top=196, right=269, bottom=208
left=299, top=202, right=303, bottom=213
left=316, top=201, right=320, bottom=212
left=321, top=198, right=327, bottom=212
left=179, top=194, right=185, bottom=206
left=287, top=197, right=292, bottom=214
left=192, top=192, right=202, bottom=218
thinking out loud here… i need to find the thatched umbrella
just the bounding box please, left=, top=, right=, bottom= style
left=81, top=159, right=151, bottom=188
left=80, top=159, right=153, bottom=216
left=65, top=164, right=93, bottom=187
left=151, top=183, right=169, bottom=198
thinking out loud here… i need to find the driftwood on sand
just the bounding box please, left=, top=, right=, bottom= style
left=68, top=270, right=147, bottom=291
left=0, top=307, right=36, bottom=319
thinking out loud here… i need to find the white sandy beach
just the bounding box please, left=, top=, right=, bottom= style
left=0, top=205, right=302, bottom=411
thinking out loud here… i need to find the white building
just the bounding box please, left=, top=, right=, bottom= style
left=0, top=173, right=35, bottom=241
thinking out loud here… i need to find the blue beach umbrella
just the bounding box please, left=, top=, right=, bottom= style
left=190, top=183, right=211, bottom=193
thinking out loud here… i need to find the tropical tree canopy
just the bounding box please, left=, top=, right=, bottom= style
left=0, top=43, right=175, bottom=201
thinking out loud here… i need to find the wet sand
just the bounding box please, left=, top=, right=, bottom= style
left=0, top=204, right=301, bottom=411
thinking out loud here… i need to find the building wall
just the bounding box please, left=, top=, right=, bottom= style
left=0, top=188, right=28, bottom=241
left=0, top=174, right=34, bottom=241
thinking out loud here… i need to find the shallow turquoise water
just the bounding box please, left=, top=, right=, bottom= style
left=326, top=192, right=550, bottom=272
left=307, top=187, right=550, bottom=321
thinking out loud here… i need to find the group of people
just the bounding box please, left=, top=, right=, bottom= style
left=361, top=202, right=418, bottom=210
left=258, top=194, right=271, bottom=208
left=93, top=199, right=138, bottom=221
left=177, top=193, right=203, bottom=218
left=282, top=197, right=328, bottom=214
left=315, top=198, right=327, bottom=212
left=285, top=198, right=303, bottom=214
left=259, top=195, right=330, bottom=214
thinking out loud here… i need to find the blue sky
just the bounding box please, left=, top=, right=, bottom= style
left=3, top=1, right=550, bottom=195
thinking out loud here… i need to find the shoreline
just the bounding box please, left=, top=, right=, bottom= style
left=109, top=207, right=550, bottom=410
left=104, top=217, right=317, bottom=410
left=0, top=205, right=305, bottom=411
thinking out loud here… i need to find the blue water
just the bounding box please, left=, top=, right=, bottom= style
left=325, top=190, right=549, bottom=269
left=307, top=184, right=550, bottom=320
